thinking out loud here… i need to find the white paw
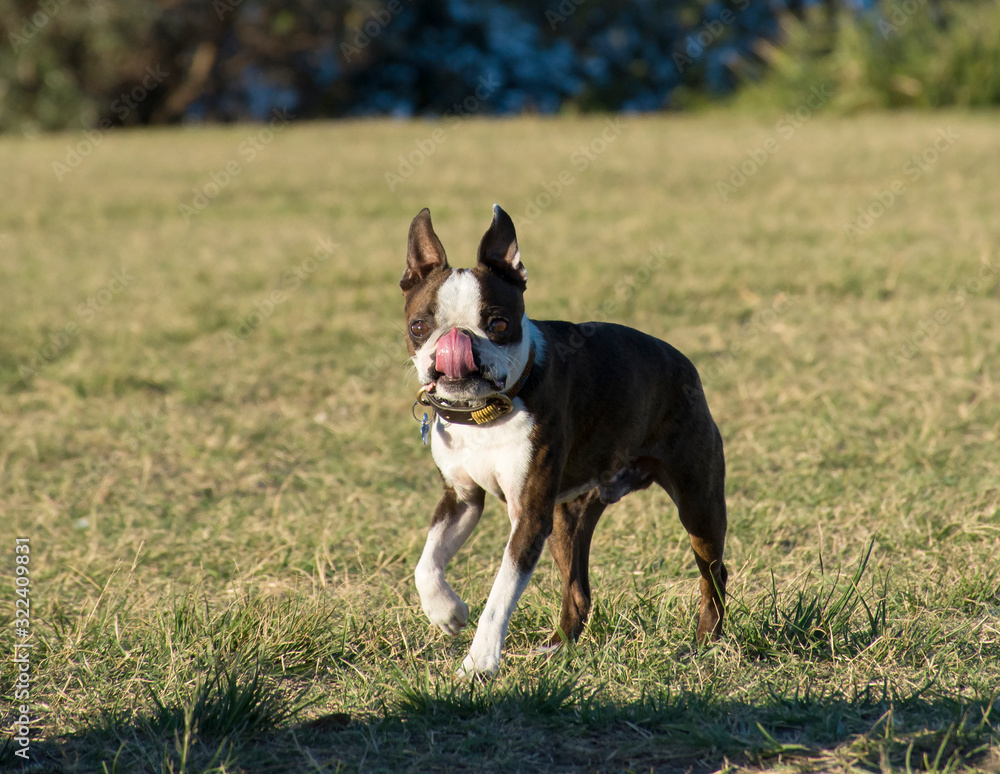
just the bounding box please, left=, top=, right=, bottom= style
left=421, top=589, right=469, bottom=636
left=455, top=651, right=499, bottom=679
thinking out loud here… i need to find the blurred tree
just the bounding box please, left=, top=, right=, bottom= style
left=0, top=0, right=995, bottom=132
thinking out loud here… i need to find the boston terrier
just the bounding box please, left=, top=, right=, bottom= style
left=402, top=205, right=728, bottom=676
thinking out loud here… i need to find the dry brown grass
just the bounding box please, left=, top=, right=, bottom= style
left=1, top=110, right=998, bottom=772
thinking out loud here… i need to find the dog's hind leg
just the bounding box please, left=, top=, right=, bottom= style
left=415, top=484, right=486, bottom=636
left=543, top=491, right=607, bottom=650
left=684, top=500, right=728, bottom=645
left=652, top=427, right=728, bottom=644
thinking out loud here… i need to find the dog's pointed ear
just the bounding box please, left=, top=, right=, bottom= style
left=401, top=208, right=449, bottom=292
left=477, top=204, right=527, bottom=289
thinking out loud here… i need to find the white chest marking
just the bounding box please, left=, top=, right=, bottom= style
left=431, top=403, right=535, bottom=509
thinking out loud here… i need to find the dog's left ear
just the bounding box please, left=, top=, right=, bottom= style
left=477, top=204, right=527, bottom=289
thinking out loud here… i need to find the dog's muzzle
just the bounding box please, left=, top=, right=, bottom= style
left=415, top=341, right=536, bottom=427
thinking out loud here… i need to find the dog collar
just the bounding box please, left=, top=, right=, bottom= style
left=415, top=342, right=536, bottom=426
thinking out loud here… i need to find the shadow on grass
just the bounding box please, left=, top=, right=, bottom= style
left=5, top=672, right=997, bottom=774
left=5, top=548, right=996, bottom=772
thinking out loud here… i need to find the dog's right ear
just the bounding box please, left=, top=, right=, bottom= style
left=401, top=208, right=449, bottom=292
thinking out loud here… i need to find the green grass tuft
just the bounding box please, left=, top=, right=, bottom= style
left=731, top=537, right=889, bottom=660
left=148, top=656, right=314, bottom=741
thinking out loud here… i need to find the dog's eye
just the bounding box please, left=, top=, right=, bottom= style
left=410, top=320, right=429, bottom=338
left=488, top=318, right=508, bottom=335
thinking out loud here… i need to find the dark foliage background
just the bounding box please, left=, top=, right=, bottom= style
left=2, top=0, right=997, bottom=132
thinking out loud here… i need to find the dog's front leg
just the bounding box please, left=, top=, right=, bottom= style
left=415, top=484, right=486, bottom=636
left=459, top=467, right=559, bottom=677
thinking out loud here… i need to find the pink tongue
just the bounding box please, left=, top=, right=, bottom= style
left=435, top=327, right=477, bottom=379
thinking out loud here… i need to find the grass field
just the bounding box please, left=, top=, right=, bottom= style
left=1, top=108, right=999, bottom=773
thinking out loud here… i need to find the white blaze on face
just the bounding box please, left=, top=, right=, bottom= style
left=413, top=270, right=484, bottom=383
left=435, top=271, right=483, bottom=332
